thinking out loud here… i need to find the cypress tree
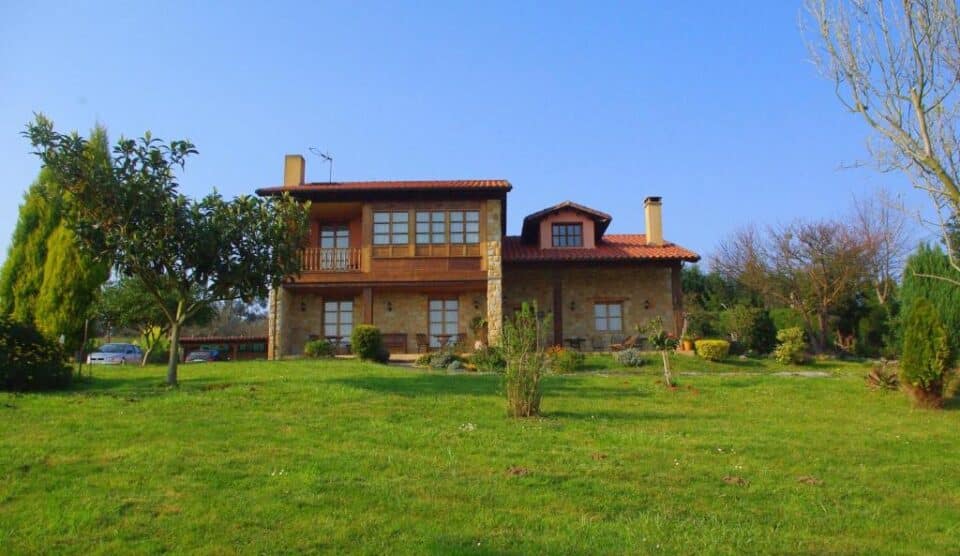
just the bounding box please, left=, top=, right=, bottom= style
left=900, top=243, right=960, bottom=362
left=0, top=169, right=64, bottom=323
left=0, top=127, right=110, bottom=349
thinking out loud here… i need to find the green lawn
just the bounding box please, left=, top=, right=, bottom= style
left=2, top=358, right=958, bottom=554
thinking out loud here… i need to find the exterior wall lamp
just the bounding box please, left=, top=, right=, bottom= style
left=569, top=300, right=576, bottom=311
left=300, top=300, right=307, bottom=312
left=643, top=300, right=651, bottom=310
left=386, top=301, right=393, bottom=312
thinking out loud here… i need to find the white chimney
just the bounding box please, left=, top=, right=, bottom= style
left=644, top=196, right=663, bottom=246
left=283, top=154, right=305, bottom=186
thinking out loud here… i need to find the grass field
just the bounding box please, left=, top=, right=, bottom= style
left=2, top=357, right=958, bottom=554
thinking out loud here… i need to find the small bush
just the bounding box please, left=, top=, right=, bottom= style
left=773, top=327, right=807, bottom=365
left=613, top=347, right=647, bottom=367
left=866, top=361, right=899, bottom=391
left=429, top=351, right=461, bottom=369
left=719, top=305, right=777, bottom=354
left=0, top=316, right=72, bottom=391
left=350, top=325, right=388, bottom=363
left=447, top=360, right=465, bottom=372
left=304, top=339, right=334, bottom=358
left=414, top=353, right=432, bottom=367
left=900, top=299, right=951, bottom=407
left=546, top=346, right=585, bottom=374
left=502, top=302, right=551, bottom=417
left=470, top=346, right=506, bottom=373
left=695, top=339, right=730, bottom=362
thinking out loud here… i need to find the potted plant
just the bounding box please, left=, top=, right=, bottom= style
left=681, top=334, right=695, bottom=352
left=469, top=315, right=488, bottom=346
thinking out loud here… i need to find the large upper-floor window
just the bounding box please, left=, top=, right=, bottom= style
left=415, top=210, right=480, bottom=245
left=449, top=210, right=480, bottom=244
left=552, top=223, right=583, bottom=247
left=373, top=211, right=408, bottom=245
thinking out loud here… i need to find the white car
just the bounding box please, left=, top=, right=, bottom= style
left=87, top=343, right=143, bottom=365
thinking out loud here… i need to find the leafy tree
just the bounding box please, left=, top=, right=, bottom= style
left=97, top=277, right=214, bottom=365
left=25, top=115, right=309, bottom=386
left=901, top=243, right=960, bottom=360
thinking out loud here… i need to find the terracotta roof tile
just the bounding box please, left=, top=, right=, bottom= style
left=257, top=179, right=511, bottom=196
left=503, top=234, right=700, bottom=263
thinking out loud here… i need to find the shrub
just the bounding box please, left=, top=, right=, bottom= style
left=866, top=360, right=899, bottom=391
left=614, top=347, right=647, bottom=367
left=414, top=353, right=432, bottom=367
left=447, top=360, right=465, bottom=372
left=350, top=325, right=388, bottom=363
left=502, top=302, right=551, bottom=417
left=685, top=309, right=721, bottom=339
left=695, top=339, right=730, bottom=362
left=546, top=346, right=584, bottom=374
left=429, top=351, right=460, bottom=369
left=470, top=346, right=506, bottom=373
left=900, top=299, right=951, bottom=407
left=773, top=327, right=807, bottom=365
left=0, top=316, right=72, bottom=391
left=719, top=305, right=777, bottom=354
left=770, top=308, right=805, bottom=332
left=304, top=339, right=334, bottom=358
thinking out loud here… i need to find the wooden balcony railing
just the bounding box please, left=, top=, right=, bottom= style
left=300, top=247, right=362, bottom=272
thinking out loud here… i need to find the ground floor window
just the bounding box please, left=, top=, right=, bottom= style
left=594, top=302, right=622, bottom=332
left=429, top=298, right=459, bottom=348
left=324, top=300, right=353, bottom=341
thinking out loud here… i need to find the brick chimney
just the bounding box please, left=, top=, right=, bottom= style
left=283, top=154, right=305, bottom=186
left=644, top=196, right=663, bottom=246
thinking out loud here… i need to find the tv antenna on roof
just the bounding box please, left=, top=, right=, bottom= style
left=308, top=147, right=334, bottom=183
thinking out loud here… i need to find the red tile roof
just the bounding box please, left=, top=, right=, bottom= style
left=503, top=234, right=700, bottom=263
left=256, top=179, right=511, bottom=196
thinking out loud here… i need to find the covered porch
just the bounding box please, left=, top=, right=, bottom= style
left=268, top=280, right=492, bottom=358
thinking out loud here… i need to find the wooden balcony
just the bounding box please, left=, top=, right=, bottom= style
left=300, top=247, right=362, bottom=272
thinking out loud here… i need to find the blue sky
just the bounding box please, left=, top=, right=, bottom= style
left=0, top=1, right=927, bottom=264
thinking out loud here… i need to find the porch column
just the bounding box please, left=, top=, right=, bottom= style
left=362, top=287, right=373, bottom=324
left=267, top=286, right=291, bottom=360
left=485, top=199, right=503, bottom=345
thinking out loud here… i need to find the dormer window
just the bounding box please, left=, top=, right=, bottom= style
left=552, top=223, right=583, bottom=247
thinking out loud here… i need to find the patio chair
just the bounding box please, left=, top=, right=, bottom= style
left=415, top=333, right=431, bottom=353
left=590, top=336, right=606, bottom=351
left=608, top=334, right=630, bottom=351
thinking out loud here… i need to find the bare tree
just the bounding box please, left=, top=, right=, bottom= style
left=852, top=187, right=913, bottom=303
left=711, top=220, right=875, bottom=351
left=804, top=0, right=960, bottom=284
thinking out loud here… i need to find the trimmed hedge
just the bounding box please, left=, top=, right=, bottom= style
left=695, top=339, right=730, bottom=362
left=0, top=316, right=72, bottom=391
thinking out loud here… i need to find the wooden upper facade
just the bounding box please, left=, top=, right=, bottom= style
left=255, top=157, right=510, bottom=287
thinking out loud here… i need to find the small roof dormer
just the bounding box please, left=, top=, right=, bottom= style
left=519, top=201, right=612, bottom=248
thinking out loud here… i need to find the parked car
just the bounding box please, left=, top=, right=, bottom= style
left=185, top=349, right=226, bottom=363
left=87, top=343, right=143, bottom=365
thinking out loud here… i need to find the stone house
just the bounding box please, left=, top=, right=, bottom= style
left=257, top=155, right=699, bottom=358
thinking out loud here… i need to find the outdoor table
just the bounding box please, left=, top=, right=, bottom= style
left=565, top=337, right=586, bottom=351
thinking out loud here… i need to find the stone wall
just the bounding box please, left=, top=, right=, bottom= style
left=503, top=262, right=680, bottom=348
left=274, top=287, right=486, bottom=355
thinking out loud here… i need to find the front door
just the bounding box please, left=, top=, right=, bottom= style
left=428, top=298, right=459, bottom=348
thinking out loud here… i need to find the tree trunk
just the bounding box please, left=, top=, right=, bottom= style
left=166, top=320, right=181, bottom=386
left=816, top=312, right=828, bottom=353
left=661, top=350, right=673, bottom=387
